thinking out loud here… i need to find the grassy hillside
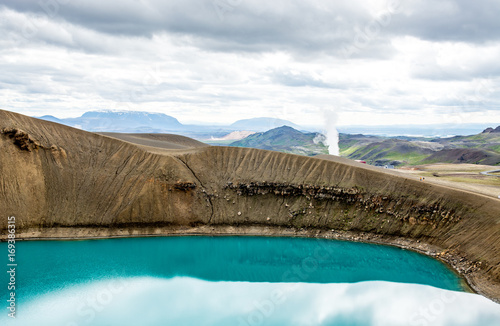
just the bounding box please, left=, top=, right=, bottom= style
left=338, top=134, right=385, bottom=156
left=228, top=126, right=500, bottom=166
left=340, top=128, right=500, bottom=166
left=229, top=126, right=329, bottom=156
left=420, top=148, right=500, bottom=165
left=345, top=139, right=435, bottom=166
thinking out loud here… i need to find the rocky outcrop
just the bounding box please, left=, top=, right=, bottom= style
left=482, top=126, right=500, bottom=133
left=223, top=181, right=459, bottom=227
left=1, top=128, right=43, bottom=151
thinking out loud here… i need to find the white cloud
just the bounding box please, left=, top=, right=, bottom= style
left=0, top=1, right=499, bottom=126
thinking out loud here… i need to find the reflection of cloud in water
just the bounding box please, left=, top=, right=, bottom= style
left=3, top=278, right=500, bottom=326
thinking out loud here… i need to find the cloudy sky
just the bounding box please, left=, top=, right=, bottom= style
left=1, top=0, right=499, bottom=126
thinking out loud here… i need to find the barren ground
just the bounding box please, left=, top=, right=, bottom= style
left=397, top=164, right=500, bottom=199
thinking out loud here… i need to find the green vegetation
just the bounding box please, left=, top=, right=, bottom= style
left=229, top=125, right=500, bottom=166
left=339, top=145, right=362, bottom=156
left=341, top=127, right=500, bottom=166
left=229, top=126, right=329, bottom=156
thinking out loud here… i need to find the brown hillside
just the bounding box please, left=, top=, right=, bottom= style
left=422, top=148, right=500, bottom=165
left=1, top=109, right=500, bottom=302
left=99, top=132, right=209, bottom=150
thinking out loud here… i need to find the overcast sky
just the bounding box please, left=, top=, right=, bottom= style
left=1, top=0, right=499, bottom=126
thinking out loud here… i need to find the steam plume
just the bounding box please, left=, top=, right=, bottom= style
left=324, top=109, right=339, bottom=156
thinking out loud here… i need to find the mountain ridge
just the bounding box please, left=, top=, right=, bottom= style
left=229, top=117, right=302, bottom=131
left=227, top=125, right=500, bottom=165
left=37, top=111, right=303, bottom=134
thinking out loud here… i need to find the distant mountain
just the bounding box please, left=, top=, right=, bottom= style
left=33, top=111, right=500, bottom=166
left=344, top=138, right=437, bottom=166
left=229, top=117, right=302, bottom=132
left=339, top=126, right=500, bottom=166
left=38, top=111, right=184, bottom=132
left=337, top=123, right=498, bottom=137
left=229, top=126, right=328, bottom=156
left=36, top=111, right=306, bottom=136
left=432, top=127, right=500, bottom=151
left=39, top=115, right=64, bottom=124
left=420, top=148, right=500, bottom=166
left=226, top=125, right=500, bottom=165
left=482, top=126, right=500, bottom=134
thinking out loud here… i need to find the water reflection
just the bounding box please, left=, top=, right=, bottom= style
left=2, top=236, right=497, bottom=325
left=2, top=277, right=499, bottom=326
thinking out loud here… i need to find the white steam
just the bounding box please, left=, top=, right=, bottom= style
left=324, top=109, right=339, bottom=156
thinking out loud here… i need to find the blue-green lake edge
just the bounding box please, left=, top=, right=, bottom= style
left=2, top=234, right=470, bottom=305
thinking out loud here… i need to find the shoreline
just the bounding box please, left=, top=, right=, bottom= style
left=2, top=225, right=498, bottom=304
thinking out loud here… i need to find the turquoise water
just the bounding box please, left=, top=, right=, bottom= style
left=2, top=236, right=500, bottom=325
left=4, top=236, right=463, bottom=298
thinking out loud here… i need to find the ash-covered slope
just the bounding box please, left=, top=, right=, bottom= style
left=99, top=132, right=209, bottom=150
left=0, top=110, right=209, bottom=228
left=1, top=109, right=500, bottom=301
